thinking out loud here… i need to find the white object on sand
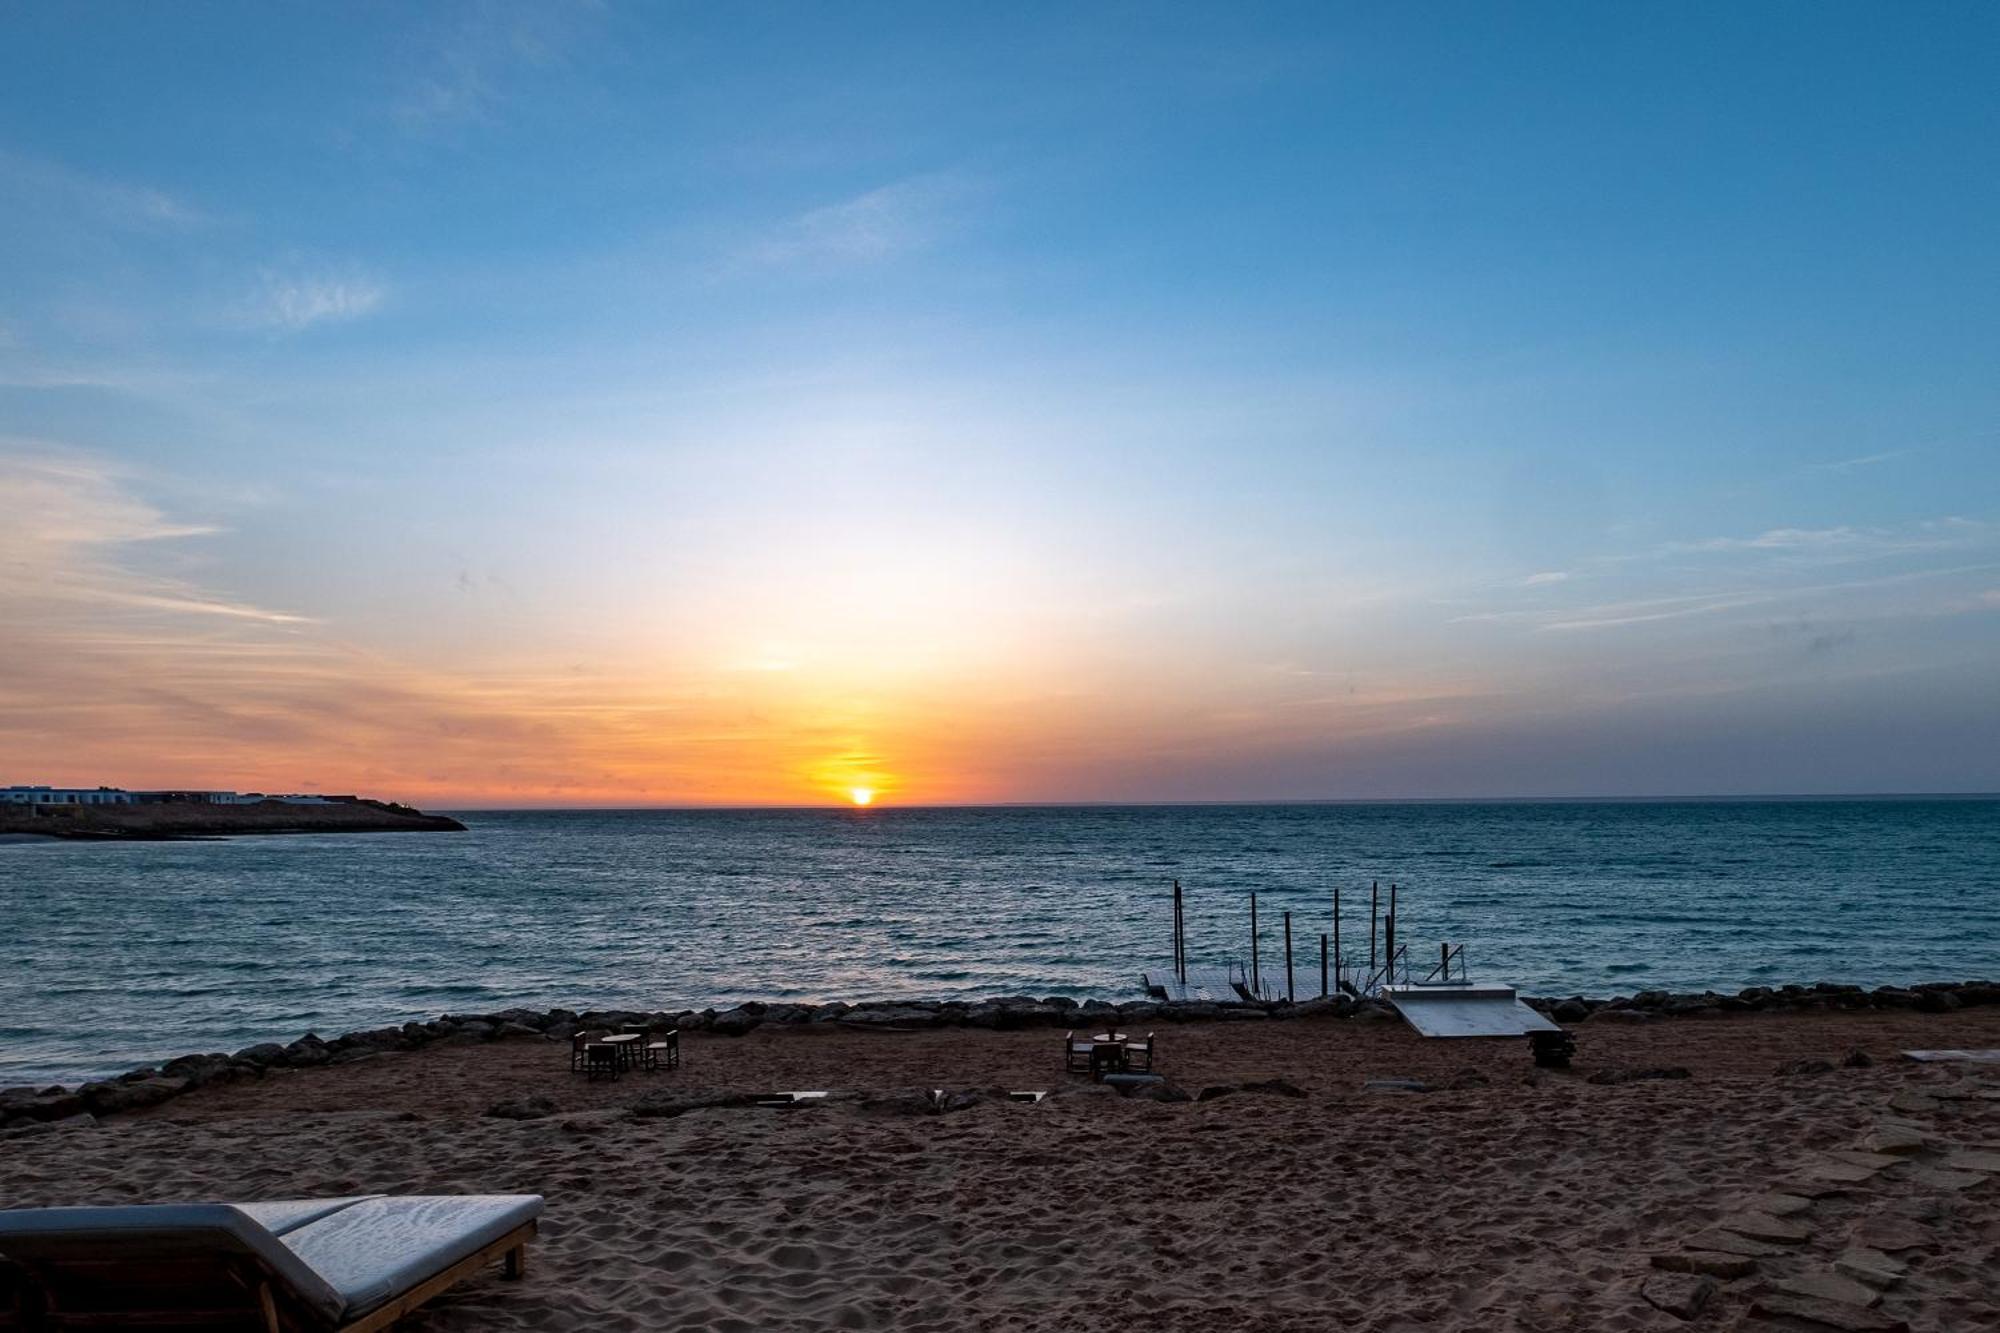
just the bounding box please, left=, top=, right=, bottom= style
left=1901, top=1049, right=2000, bottom=1064
left=1382, top=982, right=1561, bottom=1038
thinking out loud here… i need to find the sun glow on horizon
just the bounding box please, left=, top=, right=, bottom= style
left=848, top=786, right=876, bottom=806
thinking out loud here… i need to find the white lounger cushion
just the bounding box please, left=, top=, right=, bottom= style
left=0, top=1203, right=347, bottom=1324
left=237, top=1195, right=383, bottom=1237
left=0, top=1193, right=542, bottom=1326
left=280, top=1194, right=544, bottom=1317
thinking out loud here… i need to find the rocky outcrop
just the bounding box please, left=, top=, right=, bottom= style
left=0, top=798, right=465, bottom=841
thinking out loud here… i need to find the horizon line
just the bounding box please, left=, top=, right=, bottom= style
left=435, top=790, right=2000, bottom=812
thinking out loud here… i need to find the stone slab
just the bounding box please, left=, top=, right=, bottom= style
left=1909, top=1167, right=1986, bottom=1191
left=1720, top=1210, right=1812, bottom=1243
left=1776, top=1269, right=1882, bottom=1309
left=1834, top=1247, right=1906, bottom=1291
left=1856, top=1127, right=1928, bottom=1156
left=1641, top=1272, right=1716, bottom=1320
left=1751, top=1292, right=1910, bottom=1331
left=1852, top=1215, right=1933, bottom=1253
left=1755, top=1192, right=1815, bottom=1217
left=1651, top=1250, right=1758, bottom=1279
left=1941, top=1150, right=2000, bottom=1173
left=1688, top=1228, right=1791, bottom=1258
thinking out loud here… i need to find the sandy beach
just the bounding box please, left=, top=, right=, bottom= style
left=4, top=1007, right=1998, bottom=1331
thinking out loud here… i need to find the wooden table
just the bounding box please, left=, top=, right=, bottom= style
left=1088, top=1033, right=1130, bottom=1080
left=597, top=1033, right=643, bottom=1070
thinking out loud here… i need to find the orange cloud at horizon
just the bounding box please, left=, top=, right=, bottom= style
left=0, top=448, right=1505, bottom=808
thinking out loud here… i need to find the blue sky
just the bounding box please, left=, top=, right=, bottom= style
left=2, top=3, right=1997, bottom=803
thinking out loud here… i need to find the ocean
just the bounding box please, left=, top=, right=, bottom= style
left=3, top=799, right=1996, bottom=1086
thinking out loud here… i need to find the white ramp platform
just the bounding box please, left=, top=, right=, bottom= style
left=1383, top=982, right=1559, bottom=1038
left=1902, top=1049, right=2000, bottom=1064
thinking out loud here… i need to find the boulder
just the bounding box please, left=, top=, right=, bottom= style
left=1775, top=1058, right=1836, bottom=1076
left=1842, top=1048, right=1874, bottom=1068
left=708, top=1007, right=763, bottom=1037
left=932, top=1088, right=989, bottom=1113
left=630, top=1090, right=750, bottom=1119
left=80, top=1076, right=189, bottom=1116
left=1553, top=999, right=1592, bottom=1023
left=1585, top=1066, right=1691, bottom=1085
left=854, top=1090, right=942, bottom=1117
left=0, top=1088, right=85, bottom=1124
left=3, top=1112, right=98, bottom=1139
left=837, top=1005, right=938, bottom=1029
left=281, top=1042, right=330, bottom=1068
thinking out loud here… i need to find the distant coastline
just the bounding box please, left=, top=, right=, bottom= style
left=0, top=798, right=464, bottom=842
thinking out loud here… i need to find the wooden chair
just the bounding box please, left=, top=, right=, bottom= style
left=638, top=1030, right=680, bottom=1072
left=583, top=1044, right=620, bottom=1082
left=567, top=1030, right=596, bottom=1075
left=1062, top=1030, right=1096, bottom=1075
left=1122, top=1032, right=1156, bottom=1073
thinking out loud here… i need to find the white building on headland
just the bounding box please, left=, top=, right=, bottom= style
left=4, top=786, right=350, bottom=806
left=132, top=791, right=344, bottom=805
left=1, top=786, right=134, bottom=805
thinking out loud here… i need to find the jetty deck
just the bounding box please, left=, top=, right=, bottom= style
left=1142, top=965, right=1245, bottom=1004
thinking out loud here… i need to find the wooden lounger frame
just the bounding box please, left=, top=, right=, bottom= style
left=3, top=1220, right=535, bottom=1332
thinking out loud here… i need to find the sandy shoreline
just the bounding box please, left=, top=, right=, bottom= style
left=4, top=1007, right=1998, bottom=1331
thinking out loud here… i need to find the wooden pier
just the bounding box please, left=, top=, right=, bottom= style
left=1141, top=964, right=1246, bottom=1003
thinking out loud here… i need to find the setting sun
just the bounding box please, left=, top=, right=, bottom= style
left=848, top=787, right=876, bottom=807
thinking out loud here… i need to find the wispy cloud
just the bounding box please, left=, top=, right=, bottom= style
left=737, top=173, right=980, bottom=270
left=1808, top=449, right=1908, bottom=474
left=0, top=149, right=208, bottom=231
left=391, top=0, right=593, bottom=134
left=236, top=264, right=388, bottom=332
left=1665, top=517, right=1986, bottom=559
left=1521, top=571, right=1570, bottom=586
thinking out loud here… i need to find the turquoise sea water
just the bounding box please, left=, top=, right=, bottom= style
left=2, top=799, right=1997, bottom=1086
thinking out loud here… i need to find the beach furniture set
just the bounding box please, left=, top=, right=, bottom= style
left=0, top=1193, right=541, bottom=1331
left=568, top=1026, right=678, bottom=1081
left=1063, top=1029, right=1155, bottom=1080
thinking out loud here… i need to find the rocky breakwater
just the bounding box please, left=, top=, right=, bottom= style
left=3, top=978, right=1994, bottom=1133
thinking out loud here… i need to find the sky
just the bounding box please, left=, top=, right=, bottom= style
left=1, top=2, right=1997, bottom=807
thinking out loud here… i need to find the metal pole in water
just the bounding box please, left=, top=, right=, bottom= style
left=1173, top=879, right=1185, bottom=983
left=1333, top=885, right=1342, bottom=990
left=1369, top=881, right=1379, bottom=979
left=1250, top=892, right=1260, bottom=997
left=1385, top=882, right=1397, bottom=984
left=1284, top=911, right=1294, bottom=1004
left=1320, top=932, right=1329, bottom=998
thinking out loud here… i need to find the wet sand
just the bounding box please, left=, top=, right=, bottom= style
left=5, top=1008, right=1999, bottom=1331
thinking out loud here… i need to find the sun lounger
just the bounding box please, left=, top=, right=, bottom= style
left=0, top=1193, right=540, bottom=1331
